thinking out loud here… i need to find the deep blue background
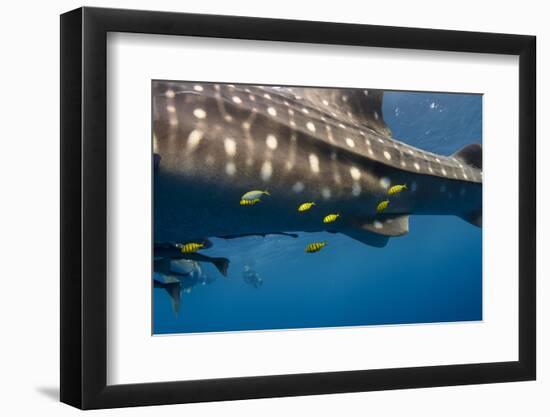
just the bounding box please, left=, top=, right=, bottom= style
left=153, top=91, right=483, bottom=334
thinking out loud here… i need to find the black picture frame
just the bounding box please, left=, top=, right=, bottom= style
left=60, top=6, right=536, bottom=410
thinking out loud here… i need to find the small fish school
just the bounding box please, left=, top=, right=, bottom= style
left=238, top=183, right=407, bottom=255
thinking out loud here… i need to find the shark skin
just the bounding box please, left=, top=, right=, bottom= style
left=153, top=81, right=482, bottom=247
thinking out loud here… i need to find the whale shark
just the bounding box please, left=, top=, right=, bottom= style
left=152, top=81, right=482, bottom=251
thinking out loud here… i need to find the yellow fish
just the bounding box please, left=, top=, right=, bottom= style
left=241, top=190, right=270, bottom=201
left=388, top=184, right=407, bottom=196
left=298, top=202, right=316, bottom=212
left=323, top=213, right=340, bottom=224
left=376, top=200, right=390, bottom=213
left=305, top=241, right=328, bottom=253
left=240, top=198, right=260, bottom=206
left=179, top=242, right=204, bottom=254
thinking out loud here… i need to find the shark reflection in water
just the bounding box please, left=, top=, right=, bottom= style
left=152, top=81, right=482, bottom=313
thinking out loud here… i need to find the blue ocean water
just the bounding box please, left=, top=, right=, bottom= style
left=153, top=91, right=482, bottom=335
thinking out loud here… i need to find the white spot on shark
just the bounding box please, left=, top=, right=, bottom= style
left=441, top=168, right=448, bottom=176
left=249, top=94, right=256, bottom=101
left=225, top=162, right=236, bottom=176
left=302, top=108, right=309, bottom=114
left=321, top=187, right=332, bottom=199
left=232, top=96, right=242, bottom=104
left=261, top=161, right=273, bottom=181
left=193, top=85, right=203, bottom=92
left=414, top=162, right=421, bottom=171
left=166, top=105, right=176, bottom=113
left=374, top=111, right=379, bottom=120
left=165, top=90, right=175, bottom=98
left=380, top=177, right=391, bottom=189
left=345, top=138, right=355, bottom=148
left=373, top=220, right=383, bottom=229
left=292, top=181, right=305, bottom=193
left=264, top=93, right=272, bottom=100
left=349, top=166, right=361, bottom=181
left=309, top=154, right=320, bottom=173
left=224, top=138, right=237, bottom=156
left=383, top=151, right=392, bottom=160
left=267, top=107, right=277, bottom=117
left=322, top=99, right=329, bottom=106
left=306, top=122, right=316, bottom=132
left=186, top=129, right=204, bottom=151
left=352, top=182, right=361, bottom=196
left=266, top=134, right=278, bottom=150
left=193, top=108, right=206, bottom=119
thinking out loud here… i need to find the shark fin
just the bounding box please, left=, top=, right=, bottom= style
left=360, top=215, right=410, bottom=237
left=212, top=257, right=229, bottom=277
left=452, top=143, right=482, bottom=170
left=342, top=229, right=389, bottom=247
left=459, top=210, right=482, bottom=228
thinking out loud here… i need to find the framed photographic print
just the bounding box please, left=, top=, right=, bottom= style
left=60, top=7, right=536, bottom=409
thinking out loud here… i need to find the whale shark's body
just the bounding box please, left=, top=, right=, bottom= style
left=153, top=81, right=482, bottom=249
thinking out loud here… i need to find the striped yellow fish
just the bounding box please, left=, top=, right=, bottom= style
left=323, top=213, right=340, bottom=224
left=240, top=198, right=261, bottom=206
left=241, top=190, right=270, bottom=201
left=305, top=241, right=328, bottom=253
left=179, top=242, right=204, bottom=254
left=298, top=202, right=316, bottom=212
left=376, top=200, right=390, bottom=213
left=388, top=184, right=407, bottom=196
